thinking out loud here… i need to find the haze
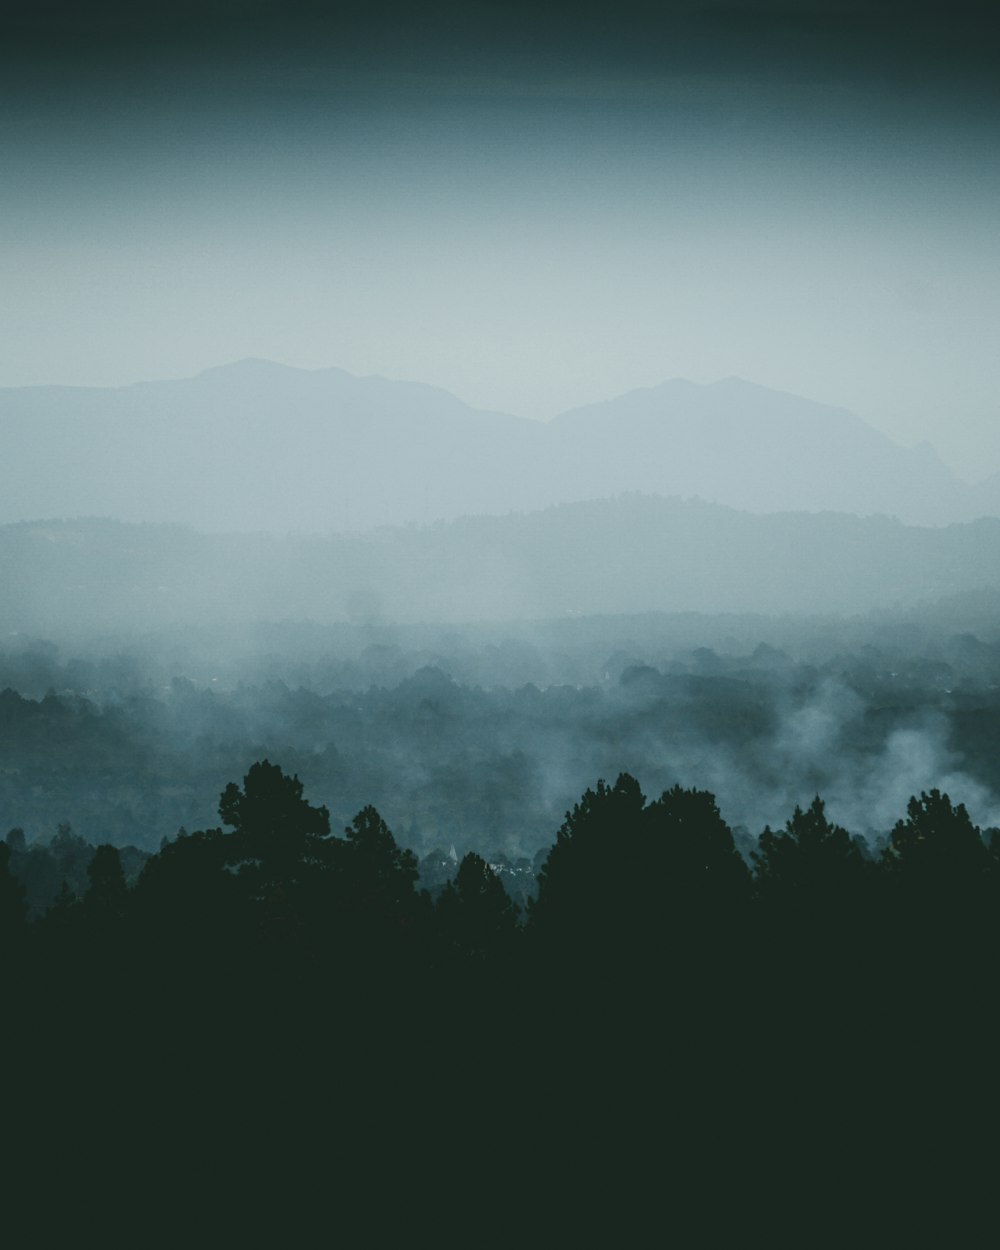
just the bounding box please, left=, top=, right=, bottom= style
left=2, top=0, right=999, bottom=479
left=6, top=3, right=1000, bottom=1194
left=4, top=1, right=1000, bottom=853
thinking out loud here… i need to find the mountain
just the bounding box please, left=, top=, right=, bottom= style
left=547, top=378, right=973, bottom=525
left=4, top=499, right=1000, bottom=636
left=970, top=471, right=1000, bottom=521
left=0, top=360, right=541, bottom=532
left=0, top=361, right=988, bottom=530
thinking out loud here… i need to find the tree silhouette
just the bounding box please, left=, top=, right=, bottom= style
left=636, top=784, right=751, bottom=975
left=340, top=805, right=419, bottom=919
left=531, top=772, right=646, bottom=949
left=79, top=845, right=131, bottom=975
left=220, top=760, right=333, bottom=890
left=45, top=880, right=79, bottom=929
left=643, top=784, right=750, bottom=902
left=530, top=774, right=754, bottom=1006
left=84, top=845, right=129, bottom=919
left=435, top=852, right=520, bottom=961
left=753, top=796, right=865, bottom=903
left=880, top=789, right=994, bottom=975
left=133, top=826, right=244, bottom=967
left=751, top=796, right=874, bottom=1001
left=0, top=841, right=27, bottom=938
left=882, top=789, right=989, bottom=888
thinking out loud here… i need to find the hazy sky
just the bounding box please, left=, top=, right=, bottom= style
left=3, top=1, right=998, bottom=479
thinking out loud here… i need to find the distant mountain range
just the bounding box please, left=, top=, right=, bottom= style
left=4, top=499, right=1000, bottom=635
left=1, top=360, right=997, bottom=530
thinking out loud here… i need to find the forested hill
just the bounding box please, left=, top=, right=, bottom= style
left=1, top=363, right=994, bottom=529
left=3, top=499, right=1000, bottom=635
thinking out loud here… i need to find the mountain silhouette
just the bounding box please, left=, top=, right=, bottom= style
left=548, top=377, right=978, bottom=525
left=0, top=361, right=992, bottom=531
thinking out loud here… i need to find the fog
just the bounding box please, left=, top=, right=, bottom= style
left=3, top=2, right=1000, bottom=477
left=7, top=4, right=1000, bottom=1202
left=3, top=1, right=1000, bottom=883
left=5, top=368, right=999, bottom=532
left=3, top=607, right=999, bottom=869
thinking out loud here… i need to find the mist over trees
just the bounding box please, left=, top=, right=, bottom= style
left=9, top=755, right=1000, bottom=987
left=1, top=363, right=997, bottom=1237
left=9, top=0, right=1000, bottom=1230
left=0, top=162, right=995, bottom=1250
left=3, top=616, right=1000, bottom=864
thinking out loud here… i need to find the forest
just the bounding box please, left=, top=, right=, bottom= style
left=9, top=0, right=1000, bottom=1231
left=4, top=536, right=999, bottom=1233
left=3, top=613, right=999, bottom=874
left=4, top=753, right=998, bottom=1234
left=6, top=755, right=999, bottom=970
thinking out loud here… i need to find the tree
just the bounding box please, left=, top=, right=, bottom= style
left=635, top=785, right=751, bottom=969
left=84, top=845, right=129, bottom=919
left=435, top=852, right=520, bottom=961
left=530, top=772, right=646, bottom=948
left=340, top=805, right=419, bottom=918
left=753, top=796, right=865, bottom=903
left=49, top=823, right=95, bottom=899
left=880, top=790, right=993, bottom=960
left=45, top=880, right=79, bottom=928
left=133, top=827, right=241, bottom=946
left=220, top=760, right=333, bottom=889
left=882, top=789, right=989, bottom=888
left=531, top=773, right=754, bottom=974
left=0, top=842, right=27, bottom=938
left=310, top=804, right=429, bottom=988
left=750, top=797, right=873, bottom=991
left=642, top=784, right=750, bottom=902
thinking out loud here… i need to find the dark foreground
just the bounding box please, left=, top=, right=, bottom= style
left=3, top=763, right=998, bottom=1240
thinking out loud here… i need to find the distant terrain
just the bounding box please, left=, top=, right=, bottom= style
left=5, top=362, right=1000, bottom=862
left=3, top=501, right=1000, bottom=636
left=1, top=361, right=996, bottom=531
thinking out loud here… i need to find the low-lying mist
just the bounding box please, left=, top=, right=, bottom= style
left=5, top=505, right=1000, bottom=634
left=3, top=611, right=998, bottom=860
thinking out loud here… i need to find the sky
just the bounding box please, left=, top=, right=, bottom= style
left=2, top=1, right=999, bottom=479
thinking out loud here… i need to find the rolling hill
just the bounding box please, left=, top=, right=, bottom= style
left=3, top=498, right=1000, bottom=635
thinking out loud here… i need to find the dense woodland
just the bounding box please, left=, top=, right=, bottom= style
left=6, top=756, right=1000, bottom=969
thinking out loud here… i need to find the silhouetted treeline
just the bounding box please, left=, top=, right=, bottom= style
left=7, top=759, right=1000, bottom=986
left=2, top=822, right=150, bottom=918
left=6, top=760, right=1000, bottom=1240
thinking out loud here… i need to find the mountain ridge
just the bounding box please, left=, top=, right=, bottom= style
left=1, top=361, right=995, bottom=531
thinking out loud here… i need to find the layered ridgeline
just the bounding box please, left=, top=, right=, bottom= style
left=3, top=500, right=1000, bottom=634
left=2, top=361, right=997, bottom=531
